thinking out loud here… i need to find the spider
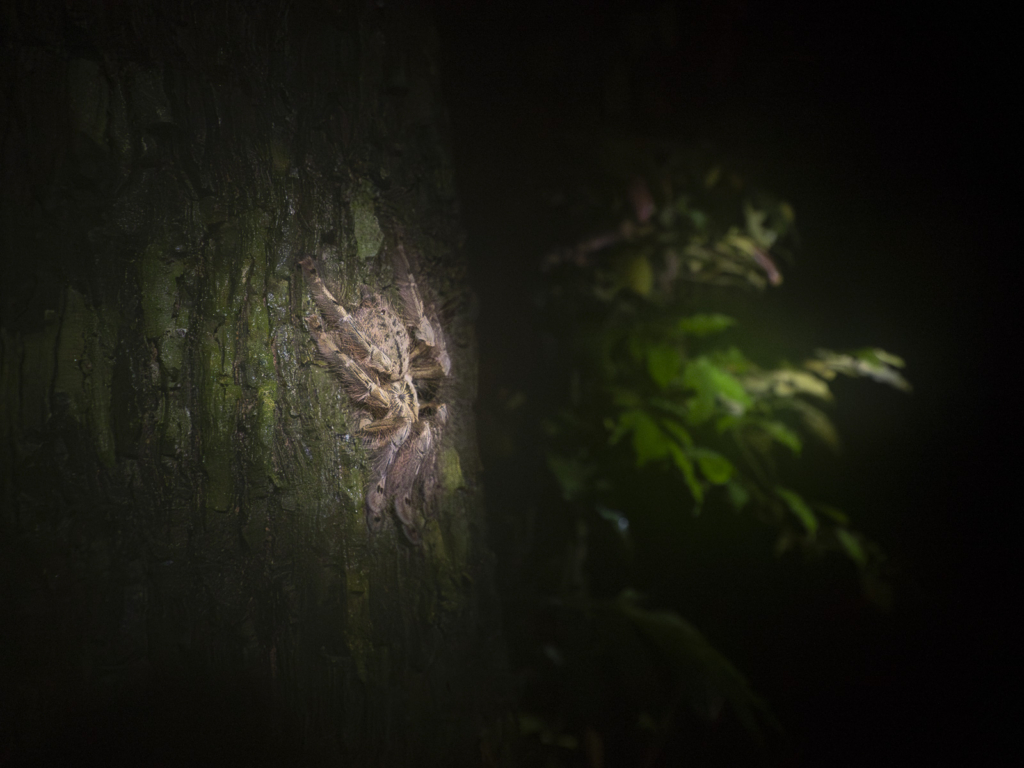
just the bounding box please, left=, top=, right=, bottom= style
left=298, top=242, right=450, bottom=544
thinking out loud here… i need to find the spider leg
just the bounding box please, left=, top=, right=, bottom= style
left=389, top=403, right=448, bottom=540
left=362, top=399, right=441, bottom=541
left=307, top=320, right=392, bottom=411
left=299, top=257, right=349, bottom=327
left=361, top=414, right=413, bottom=524
left=394, top=243, right=451, bottom=377
left=409, top=349, right=450, bottom=382
left=300, top=257, right=402, bottom=378
left=417, top=405, right=448, bottom=518
left=389, top=421, right=436, bottom=534
left=338, top=314, right=399, bottom=379
left=393, top=243, right=432, bottom=345
left=359, top=414, right=413, bottom=450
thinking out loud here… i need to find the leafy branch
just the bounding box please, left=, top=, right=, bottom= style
left=529, top=161, right=910, bottom=748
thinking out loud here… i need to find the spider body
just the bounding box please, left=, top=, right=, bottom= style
left=299, top=244, right=450, bottom=543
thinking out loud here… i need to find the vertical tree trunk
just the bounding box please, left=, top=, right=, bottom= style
left=0, top=2, right=509, bottom=764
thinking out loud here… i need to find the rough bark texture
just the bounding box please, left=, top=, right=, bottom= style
left=0, top=2, right=509, bottom=764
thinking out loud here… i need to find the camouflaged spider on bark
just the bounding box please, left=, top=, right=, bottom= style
left=299, top=243, right=450, bottom=544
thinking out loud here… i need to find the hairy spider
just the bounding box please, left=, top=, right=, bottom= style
left=299, top=243, right=450, bottom=544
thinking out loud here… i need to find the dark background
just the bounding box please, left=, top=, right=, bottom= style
left=435, top=1, right=1017, bottom=764
left=0, top=1, right=1015, bottom=764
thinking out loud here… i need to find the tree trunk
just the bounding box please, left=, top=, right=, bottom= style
left=0, top=2, right=509, bottom=764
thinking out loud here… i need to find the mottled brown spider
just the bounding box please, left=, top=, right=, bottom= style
left=299, top=243, right=450, bottom=544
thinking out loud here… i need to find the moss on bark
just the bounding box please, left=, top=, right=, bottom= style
left=0, top=1, right=510, bottom=764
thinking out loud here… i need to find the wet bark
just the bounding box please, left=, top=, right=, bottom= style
left=0, top=2, right=509, bottom=764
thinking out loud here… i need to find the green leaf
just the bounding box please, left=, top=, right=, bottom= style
left=685, top=394, right=716, bottom=425
left=649, top=397, right=690, bottom=421
left=690, top=448, right=735, bottom=485
left=660, top=418, right=694, bottom=448
left=619, top=252, right=654, bottom=296
left=614, top=592, right=775, bottom=738
left=811, top=348, right=912, bottom=392
left=776, top=487, right=818, bottom=536
left=775, top=530, right=798, bottom=555
left=787, top=400, right=840, bottom=451
left=759, top=420, right=802, bottom=454
left=724, top=230, right=759, bottom=257
left=547, top=453, right=593, bottom=501
left=627, top=335, right=646, bottom=363
left=778, top=201, right=795, bottom=224
left=647, top=344, right=682, bottom=388
left=726, top=480, right=750, bottom=510
left=710, top=346, right=755, bottom=373
left=705, top=365, right=754, bottom=406
left=668, top=445, right=704, bottom=504
left=715, top=414, right=740, bottom=434
left=743, top=202, right=778, bottom=250
left=816, top=504, right=849, bottom=525
left=611, top=387, right=643, bottom=409
left=677, top=313, right=736, bottom=337
left=855, top=347, right=905, bottom=368
left=607, top=410, right=638, bottom=445
left=835, top=528, right=867, bottom=567
left=683, top=357, right=753, bottom=415
left=744, top=369, right=833, bottom=401
left=632, top=412, right=671, bottom=466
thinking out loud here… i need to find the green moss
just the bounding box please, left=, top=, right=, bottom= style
left=252, top=380, right=279, bottom=487
left=420, top=520, right=465, bottom=626
left=422, top=449, right=474, bottom=620
left=159, top=312, right=187, bottom=383
left=265, top=276, right=291, bottom=325
left=199, top=228, right=242, bottom=510
left=422, top=518, right=446, bottom=552
left=270, top=140, right=291, bottom=177
left=198, top=318, right=241, bottom=510
left=54, top=291, right=88, bottom=422
left=158, top=391, right=190, bottom=457
left=54, top=288, right=117, bottom=467
left=207, top=225, right=242, bottom=316
left=87, top=330, right=117, bottom=467
left=139, top=241, right=183, bottom=336
left=194, top=210, right=280, bottom=508
left=203, top=379, right=242, bottom=512
left=256, top=381, right=277, bottom=453
left=247, top=304, right=271, bottom=382
left=244, top=251, right=273, bottom=388
left=197, top=195, right=227, bottom=228
left=439, top=447, right=465, bottom=492
left=351, top=183, right=383, bottom=262
left=139, top=239, right=187, bottom=384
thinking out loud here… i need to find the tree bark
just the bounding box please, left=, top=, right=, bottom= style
left=0, top=2, right=509, bottom=764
